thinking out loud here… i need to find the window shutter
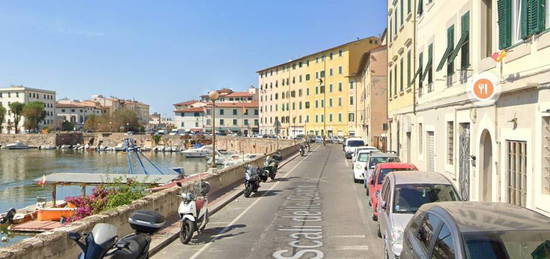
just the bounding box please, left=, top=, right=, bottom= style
left=521, top=0, right=530, bottom=38
left=418, top=0, right=424, bottom=15
left=528, top=0, right=546, bottom=35
left=498, top=0, right=512, bottom=49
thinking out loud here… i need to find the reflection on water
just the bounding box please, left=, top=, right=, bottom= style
left=0, top=149, right=207, bottom=216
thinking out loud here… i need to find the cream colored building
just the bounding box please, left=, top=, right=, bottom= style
left=90, top=95, right=150, bottom=125
left=405, top=0, right=550, bottom=216
left=56, top=99, right=106, bottom=129
left=257, top=37, right=380, bottom=138
left=0, top=85, right=56, bottom=133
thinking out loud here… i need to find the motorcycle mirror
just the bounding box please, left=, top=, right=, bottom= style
left=68, top=232, right=81, bottom=241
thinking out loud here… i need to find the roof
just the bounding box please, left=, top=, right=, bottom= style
left=352, top=46, right=387, bottom=77
left=225, top=92, right=253, bottom=98
left=377, top=162, right=417, bottom=170
left=56, top=102, right=104, bottom=109
left=206, top=101, right=258, bottom=108
left=36, top=173, right=178, bottom=185
left=388, top=171, right=452, bottom=185
left=256, top=36, right=379, bottom=73
left=174, top=107, right=205, bottom=113
left=421, top=202, right=550, bottom=233
left=174, top=100, right=199, bottom=106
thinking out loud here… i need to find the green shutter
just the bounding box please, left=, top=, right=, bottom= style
left=461, top=12, right=470, bottom=68
left=421, top=45, right=433, bottom=82
left=498, top=0, right=512, bottom=49
left=528, top=0, right=546, bottom=35
left=418, top=0, right=424, bottom=15
left=437, top=26, right=455, bottom=72
left=521, top=0, right=530, bottom=38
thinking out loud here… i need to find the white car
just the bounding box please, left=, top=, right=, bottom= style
left=352, top=146, right=379, bottom=162
left=344, top=138, right=366, bottom=159
left=352, top=150, right=377, bottom=183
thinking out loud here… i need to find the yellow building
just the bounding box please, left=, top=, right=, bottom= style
left=257, top=37, right=380, bottom=138
left=387, top=0, right=418, bottom=157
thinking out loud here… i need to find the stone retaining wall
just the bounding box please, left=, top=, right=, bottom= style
left=0, top=143, right=300, bottom=259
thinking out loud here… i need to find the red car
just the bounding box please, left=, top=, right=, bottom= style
left=368, top=162, right=417, bottom=220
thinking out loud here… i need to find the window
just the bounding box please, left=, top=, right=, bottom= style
left=244, top=119, right=248, bottom=125
left=348, top=113, right=355, bottom=122
left=315, top=115, right=318, bottom=123
left=338, top=97, right=342, bottom=106
left=338, top=113, right=342, bottom=122
left=315, top=100, right=318, bottom=108
left=306, top=88, right=310, bottom=95
left=408, top=0, right=411, bottom=13
left=448, top=121, right=454, bottom=164
left=329, top=84, right=333, bottom=93
left=315, top=72, right=319, bottom=79
left=220, top=109, right=224, bottom=115
left=498, top=0, right=546, bottom=49
left=338, top=82, right=343, bottom=92
left=400, top=0, right=404, bottom=25
left=306, top=74, right=310, bottom=81
left=482, top=0, right=493, bottom=57
left=418, top=0, right=424, bottom=15
left=298, top=89, right=302, bottom=97
left=349, top=96, right=354, bottom=105
left=320, top=85, right=325, bottom=94
left=254, top=109, right=258, bottom=115
left=329, top=68, right=333, bottom=76
left=330, top=52, right=333, bottom=60
left=506, top=140, right=527, bottom=207
left=394, top=9, right=398, bottom=35
left=389, top=69, right=393, bottom=97
left=419, top=123, right=423, bottom=154
left=432, top=224, right=455, bottom=259
left=461, top=12, right=470, bottom=71
left=338, top=66, right=343, bottom=74
left=220, top=119, right=224, bottom=125
left=350, top=81, right=354, bottom=89
left=254, top=119, right=258, bottom=125
left=233, top=109, right=237, bottom=115
left=427, top=44, right=433, bottom=85
left=394, top=65, right=398, bottom=95
left=329, top=113, right=333, bottom=122
left=339, top=49, right=343, bottom=56
left=320, top=71, right=325, bottom=78
left=417, top=213, right=442, bottom=252
left=407, top=50, right=411, bottom=89
left=400, top=58, right=404, bottom=92
left=512, top=0, right=526, bottom=43
left=447, top=25, right=455, bottom=87
left=329, top=98, right=333, bottom=107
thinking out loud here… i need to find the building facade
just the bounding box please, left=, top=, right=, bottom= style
left=90, top=95, right=150, bottom=125
left=55, top=99, right=106, bottom=129
left=0, top=85, right=56, bottom=133
left=391, top=0, right=550, bottom=216
left=257, top=37, right=380, bottom=138
left=352, top=45, right=388, bottom=149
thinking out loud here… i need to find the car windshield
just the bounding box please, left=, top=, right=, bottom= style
left=392, top=184, right=459, bottom=214
left=357, top=153, right=370, bottom=162
left=464, top=231, right=550, bottom=259
left=369, top=156, right=400, bottom=169
left=347, top=140, right=365, bottom=147
left=377, top=168, right=412, bottom=183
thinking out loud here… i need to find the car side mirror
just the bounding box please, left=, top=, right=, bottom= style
left=68, top=232, right=81, bottom=241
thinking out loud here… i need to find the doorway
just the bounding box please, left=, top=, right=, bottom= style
left=479, top=129, right=493, bottom=201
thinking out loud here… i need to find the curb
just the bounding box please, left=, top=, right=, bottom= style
left=149, top=150, right=301, bottom=256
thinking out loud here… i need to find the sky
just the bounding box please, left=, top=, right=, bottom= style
left=0, top=1, right=387, bottom=117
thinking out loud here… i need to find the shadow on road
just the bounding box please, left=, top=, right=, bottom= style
left=253, top=189, right=281, bottom=197
left=192, top=224, right=247, bottom=244
left=274, top=176, right=299, bottom=182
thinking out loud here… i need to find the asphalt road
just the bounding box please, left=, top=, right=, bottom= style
left=153, top=144, right=384, bottom=259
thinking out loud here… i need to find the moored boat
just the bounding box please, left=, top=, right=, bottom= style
left=181, top=145, right=212, bottom=158
left=5, top=142, right=29, bottom=150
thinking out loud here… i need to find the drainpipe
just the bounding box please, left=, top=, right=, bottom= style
left=413, top=0, right=417, bottom=115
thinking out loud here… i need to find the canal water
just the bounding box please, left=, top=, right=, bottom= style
left=0, top=149, right=208, bottom=247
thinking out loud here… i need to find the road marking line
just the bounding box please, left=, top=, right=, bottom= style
left=335, top=245, right=369, bottom=251
left=332, top=234, right=367, bottom=238
left=189, top=145, right=319, bottom=259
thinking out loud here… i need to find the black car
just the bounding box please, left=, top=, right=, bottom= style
left=401, top=201, right=550, bottom=259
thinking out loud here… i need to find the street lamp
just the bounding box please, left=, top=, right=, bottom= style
left=209, top=90, right=220, bottom=169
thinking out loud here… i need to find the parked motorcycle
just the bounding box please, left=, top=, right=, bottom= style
left=262, top=156, right=279, bottom=181
left=299, top=145, right=305, bottom=156
left=177, top=181, right=210, bottom=244
left=69, top=210, right=165, bottom=259
left=244, top=166, right=261, bottom=198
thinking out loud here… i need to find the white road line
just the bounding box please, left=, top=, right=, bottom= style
left=189, top=145, right=320, bottom=259
left=332, top=234, right=367, bottom=238
left=335, top=245, right=370, bottom=251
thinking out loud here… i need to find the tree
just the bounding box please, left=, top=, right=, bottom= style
left=22, top=102, right=46, bottom=132
left=9, top=102, right=24, bottom=134
left=62, top=121, right=75, bottom=131
left=0, top=106, right=5, bottom=133
left=111, top=109, right=140, bottom=132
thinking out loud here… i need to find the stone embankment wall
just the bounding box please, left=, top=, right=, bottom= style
left=0, top=132, right=295, bottom=154
left=0, top=144, right=300, bottom=259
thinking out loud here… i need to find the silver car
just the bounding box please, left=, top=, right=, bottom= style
left=377, top=171, right=460, bottom=259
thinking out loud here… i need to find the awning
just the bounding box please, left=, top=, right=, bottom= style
left=436, top=43, right=454, bottom=71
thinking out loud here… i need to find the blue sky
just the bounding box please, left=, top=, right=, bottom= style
left=0, top=1, right=386, bottom=116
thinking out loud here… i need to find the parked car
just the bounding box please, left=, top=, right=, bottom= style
left=365, top=152, right=400, bottom=185
left=352, top=146, right=378, bottom=162
left=367, top=162, right=418, bottom=219
left=344, top=138, right=366, bottom=159
left=377, top=171, right=460, bottom=259
left=352, top=149, right=379, bottom=183
left=315, top=136, right=323, bottom=143
left=401, top=201, right=550, bottom=259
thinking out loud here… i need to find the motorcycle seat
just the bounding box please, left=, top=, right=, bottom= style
left=112, top=234, right=149, bottom=259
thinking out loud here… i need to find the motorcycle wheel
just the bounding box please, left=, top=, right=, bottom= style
left=244, top=184, right=252, bottom=198
left=200, top=211, right=208, bottom=231
left=179, top=220, right=195, bottom=244
left=270, top=173, right=276, bottom=181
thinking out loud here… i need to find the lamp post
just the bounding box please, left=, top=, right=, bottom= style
left=209, top=90, right=220, bottom=169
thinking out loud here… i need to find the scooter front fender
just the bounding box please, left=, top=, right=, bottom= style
left=181, top=214, right=196, bottom=222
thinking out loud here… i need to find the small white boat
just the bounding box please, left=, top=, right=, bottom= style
left=114, top=144, right=125, bottom=152
left=6, top=142, right=29, bottom=150
left=39, top=145, right=56, bottom=150
left=181, top=145, right=212, bottom=158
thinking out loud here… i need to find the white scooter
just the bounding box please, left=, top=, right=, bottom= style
left=177, top=181, right=210, bottom=244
